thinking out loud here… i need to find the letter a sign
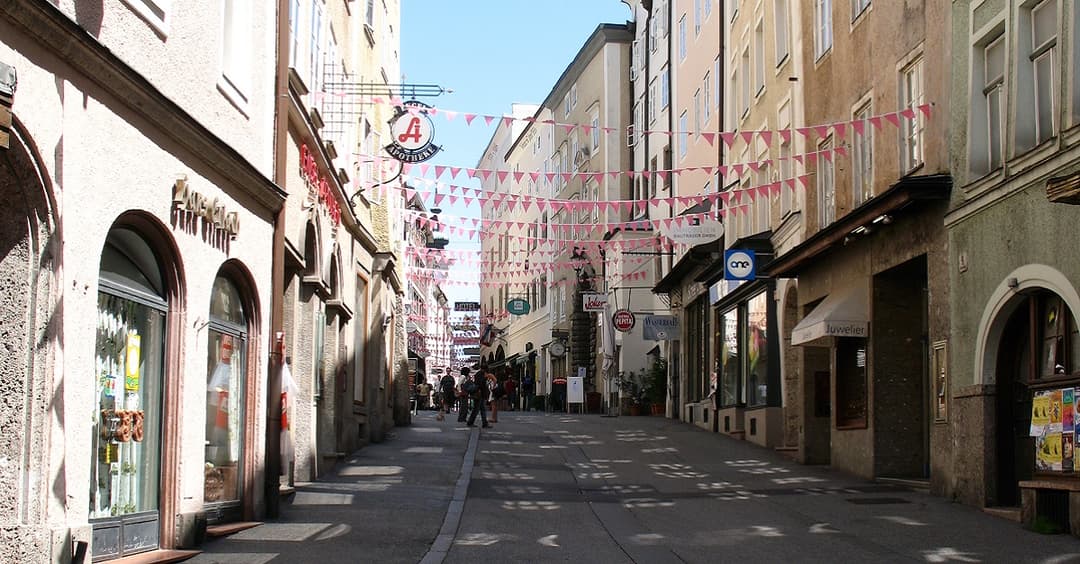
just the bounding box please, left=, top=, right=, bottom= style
left=386, top=100, right=440, bottom=163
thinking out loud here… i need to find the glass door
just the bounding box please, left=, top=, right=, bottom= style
left=204, top=275, right=247, bottom=523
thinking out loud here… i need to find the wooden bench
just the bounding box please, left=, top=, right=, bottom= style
left=1019, top=478, right=1080, bottom=536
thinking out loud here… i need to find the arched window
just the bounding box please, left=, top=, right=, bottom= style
left=204, top=274, right=248, bottom=520
left=91, top=227, right=168, bottom=555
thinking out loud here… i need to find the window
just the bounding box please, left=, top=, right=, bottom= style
left=679, top=15, right=688, bottom=60
left=815, top=0, right=832, bottom=59
left=564, top=93, right=571, bottom=118
left=755, top=139, right=770, bottom=231
left=852, top=100, right=873, bottom=206
left=695, top=0, right=702, bottom=35
left=980, top=33, right=1006, bottom=174
left=719, top=307, right=740, bottom=406
left=740, top=46, right=751, bottom=118
left=774, top=0, right=789, bottom=65
left=205, top=275, right=248, bottom=510
left=354, top=275, right=367, bottom=403
left=703, top=73, right=712, bottom=124
left=900, top=57, right=924, bottom=172
left=694, top=90, right=701, bottom=133
left=661, top=69, right=670, bottom=109
left=534, top=133, right=541, bottom=154
left=220, top=0, right=252, bottom=106
left=365, top=0, right=374, bottom=28
left=851, top=0, right=870, bottom=21
left=679, top=111, right=689, bottom=158
left=817, top=136, right=835, bottom=226
left=705, top=0, right=712, bottom=18
left=1028, top=0, right=1058, bottom=146
left=754, top=19, right=765, bottom=95
left=715, top=57, right=722, bottom=110
left=540, top=274, right=548, bottom=308
left=591, top=111, right=601, bottom=150
left=747, top=292, right=769, bottom=407
left=571, top=84, right=579, bottom=110
left=309, top=0, right=322, bottom=97
left=123, top=0, right=171, bottom=34
left=836, top=337, right=868, bottom=427
left=289, top=0, right=300, bottom=68
left=649, top=79, right=658, bottom=124
left=650, top=11, right=659, bottom=53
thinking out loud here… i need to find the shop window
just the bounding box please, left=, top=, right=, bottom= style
left=1037, top=293, right=1080, bottom=379
left=91, top=228, right=167, bottom=555
left=836, top=337, right=868, bottom=427
left=720, top=307, right=740, bottom=407
left=747, top=292, right=769, bottom=406
left=205, top=275, right=247, bottom=512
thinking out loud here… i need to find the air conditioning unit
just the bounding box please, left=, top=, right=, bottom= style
left=626, top=125, right=637, bottom=148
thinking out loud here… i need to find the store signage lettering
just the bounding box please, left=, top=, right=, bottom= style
left=454, top=301, right=481, bottom=312
left=385, top=101, right=441, bottom=163
left=724, top=249, right=756, bottom=281
left=172, top=177, right=240, bottom=237
left=643, top=315, right=679, bottom=340
left=299, top=143, right=342, bottom=225
left=506, top=298, right=531, bottom=315
left=824, top=323, right=866, bottom=337
left=612, top=308, right=636, bottom=332
left=582, top=293, right=607, bottom=312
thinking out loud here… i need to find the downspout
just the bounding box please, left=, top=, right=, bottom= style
left=266, top=0, right=290, bottom=519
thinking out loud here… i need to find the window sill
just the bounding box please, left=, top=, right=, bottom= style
left=836, top=420, right=868, bottom=430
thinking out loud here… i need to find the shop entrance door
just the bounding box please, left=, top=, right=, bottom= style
left=91, top=229, right=169, bottom=560
left=994, top=299, right=1035, bottom=507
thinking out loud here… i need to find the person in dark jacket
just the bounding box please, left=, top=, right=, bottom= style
left=466, top=371, right=491, bottom=428
left=437, top=372, right=456, bottom=421
left=457, top=367, right=471, bottom=422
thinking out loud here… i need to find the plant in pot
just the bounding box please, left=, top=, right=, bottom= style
left=644, top=357, right=668, bottom=416
left=616, top=370, right=648, bottom=415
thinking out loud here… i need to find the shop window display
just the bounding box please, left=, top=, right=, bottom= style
left=205, top=275, right=247, bottom=507
left=747, top=292, right=769, bottom=407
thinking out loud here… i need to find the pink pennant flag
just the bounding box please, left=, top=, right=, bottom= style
left=419, top=164, right=430, bottom=176
left=748, top=161, right=762, bottom=173
left=581, top=125, right=592, bottom=136
left=852, top=120, right=865, bottom=136
left=529, top=171, right=540, bottom=183
left=446, top=167, right=459, bottom=179
left=769, top=182, right=781, bottom=197
left=496, top=171, right=509, bottom=183
left=813, top=125, right=830, bottom=138
left=506, top=200, right=517, bottom=212
left=884, top=112, right=901, bottom=128
left=603, top=127, right=616, bottom=134
left=544, top=173, right=556, bottom=184
left=721, top=132, right=737, bottom=147
left=513, top=171, right=525, bottom=183
left=702, top=166, right=715, bottom=177
left=562, top=123, right=576, bottom=134
left=822, top=151, right=833, bottom=163
left=609, top=171, right=621, bottom=180
left=833, top=123, right=847, bottom=140
left=480, top=170, right=494, bottom=181
left=592, top=172, right=605, bottom=183
left=464, top=113, right=477, bottom=125
left=561, top=173, right=572, bottom=183
left=434, top=193, right=446, bottom=205
left=502, top=117, right=514, bottom=127
left=405, top=188, right=416, bottom=201
left=900, top=108, right=916, bottom=120
left=798, top=175, right=811, bottom=189
left=483, top=115, right=496, bottom=126
left=731, top=164, right=744, bottom=178
left=701, top=132, right=716, bottom=146
left=759, top=130, right=773, bottom=146
left=869, top=116, right=884, bottom=131
left=657, top=171, right=669, bottom=182
left=740, top=131, right=755, bottom=145
left=449, top=195, right=459, bottom=205
left=835, top=146, right=848, bottom=158
left=443, top=110, right=457, bottom=121
left=796, top=127, right=812, bottom=138
left=793, top=154, right=804, bottom=165
left=466, top=168, right=477, bottom=178
left=918, top=103, right=932, bottom=118
left=662, top=218, right=674, bottom=229
left=779, top=129, right=792, bottom=144
left=435, top=165, right=447, bottom=178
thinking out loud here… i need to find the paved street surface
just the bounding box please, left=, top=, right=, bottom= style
left=193, top=410, right=1080, bottom=563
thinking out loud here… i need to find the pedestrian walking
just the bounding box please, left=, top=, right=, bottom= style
left=522, top=373, right=535, bottom=411
left=504, top=377, right=517, bottom=411
left=487, top=372, right=502, bottom=423
left=466, top=371, right=490, bottom=428
left=437, top=371, right=455, bottom=421
left=457, top=367, right=471, bottom=422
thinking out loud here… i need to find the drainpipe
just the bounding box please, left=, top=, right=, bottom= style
left=266, top=0, right=290, bottom=519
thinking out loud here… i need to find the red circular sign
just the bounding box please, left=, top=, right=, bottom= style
left=612, top=309, right=636, bottom=332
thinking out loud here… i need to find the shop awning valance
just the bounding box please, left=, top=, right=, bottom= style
left=791, top=283, right=869, bottom=346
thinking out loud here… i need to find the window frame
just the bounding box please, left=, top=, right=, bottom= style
left=852, top=98, right=874, bottom=207
left=900, top=56, right=925, bottom=173
left=814, top=0, right=833, bottom=60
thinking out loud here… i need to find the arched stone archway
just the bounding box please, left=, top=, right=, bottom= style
left=0, top=121, right=58, bottom=558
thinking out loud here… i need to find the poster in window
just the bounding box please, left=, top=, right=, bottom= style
left=1065, top=389, right=1075, bottom=472
left=1031, top=390, right=1051, bottom=436
left=931, top=340, right=947, bottom=422
left=1034, top=390, right=1065, bottom=472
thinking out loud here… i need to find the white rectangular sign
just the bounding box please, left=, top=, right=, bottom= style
left=582, top=293, right=607, bottom=312
left=568, top=376, right=584, bottom=404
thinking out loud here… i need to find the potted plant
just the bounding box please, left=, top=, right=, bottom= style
left=644, top=358, right=668, bottom=416
left=616, top=370, right=648, bottom=415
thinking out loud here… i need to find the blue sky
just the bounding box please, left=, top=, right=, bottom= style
left=400, top=1, right=632, bottom=310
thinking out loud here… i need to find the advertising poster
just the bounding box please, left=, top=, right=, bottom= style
left=1031, top=391, right=1051, bottom=436
left=1065, top=389, right=1076, bottom=472
left=1038, top=432, right=1064, bottom=471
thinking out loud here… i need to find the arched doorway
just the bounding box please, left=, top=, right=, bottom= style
left=204, top=265, right=258, bottom=524
left=993, top=289, right=1079, bottom=507
left=91, top=219, right=182, bottom=559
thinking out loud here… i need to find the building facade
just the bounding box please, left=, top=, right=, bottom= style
left=0, top=0, right=283, bottom=559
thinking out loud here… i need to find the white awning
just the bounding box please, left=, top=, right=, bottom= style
left=791, top=282, right=869, bottom=346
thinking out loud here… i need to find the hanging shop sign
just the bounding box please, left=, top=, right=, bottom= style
left=612, top=308, right=636, bottom=333
left=385, top=100, right=441, bottom=163
left=661, top=217, right=724, bottom=245
left=582, top=293, right=607, bottom=312
left=724, top=249, right=757, bottom=281
left=643, top=315, right=679, bottom=340
left=299, top=143, right=343, bottom=224
left=454, top=301, right=481, bottom=312
left=172, top=177, right=240, bottom=238
left=506, top=298, right=531, bottom=315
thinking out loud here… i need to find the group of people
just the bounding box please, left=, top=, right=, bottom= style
left=433, top=367, right=539, bottom=427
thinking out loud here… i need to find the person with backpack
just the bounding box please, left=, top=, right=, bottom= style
left=437, top=371, right=456, bottom=421
left=457, top=367, right=471, bottom=423
left=465, top=370, right=491, bottom=428
left=521, top=373, right=535, bottom=411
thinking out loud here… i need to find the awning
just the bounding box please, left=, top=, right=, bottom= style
left=791, top=283, right=869, bottom=346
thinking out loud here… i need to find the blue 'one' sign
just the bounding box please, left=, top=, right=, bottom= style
left=724, top=249, right=756, bottom=281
